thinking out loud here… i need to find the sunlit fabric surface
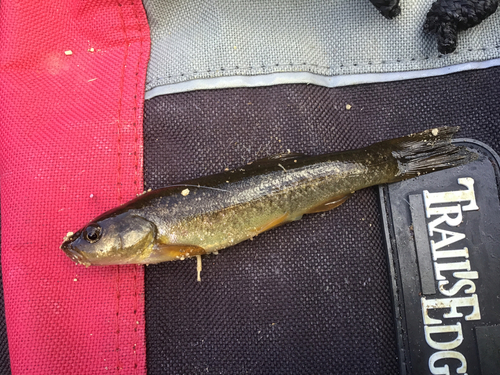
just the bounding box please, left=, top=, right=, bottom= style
left=144, top=0, right=500, bottom=96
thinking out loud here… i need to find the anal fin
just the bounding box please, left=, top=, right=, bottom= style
left=253, top=213, right=289, bottom=236
left=304, top=194, right=353, bottom=214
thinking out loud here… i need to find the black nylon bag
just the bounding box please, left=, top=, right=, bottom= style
left=142, top=67, right=500, bottom=374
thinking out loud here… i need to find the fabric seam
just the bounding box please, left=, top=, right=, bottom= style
left=130, top=1, right=145, bottom=373
left=117, top=1, right=145, bottom=372
left=144, top=44, right=500, bottom=86
left=116, top=0, right=130, bottom=372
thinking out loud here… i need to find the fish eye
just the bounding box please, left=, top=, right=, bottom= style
left=83, top=224, right=102, bottom=243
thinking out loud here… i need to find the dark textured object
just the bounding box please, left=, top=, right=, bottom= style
left=370, top=0, right=401, bottom=18
left=424, top=0, right=499, bottom=54
left=143, top=66, right=500, bottom=374
left=0, top=217, right=11, bottom=375
left=369, top=0, right=498, bottom=54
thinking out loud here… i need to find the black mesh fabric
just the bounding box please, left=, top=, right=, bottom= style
left=143, top=67, right=500, bottom=374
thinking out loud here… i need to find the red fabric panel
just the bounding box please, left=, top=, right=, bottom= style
left=0, top=1, right=150, bottom=373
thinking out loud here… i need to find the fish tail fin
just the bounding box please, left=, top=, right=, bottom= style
left=380, top=127, right=478, bottom=182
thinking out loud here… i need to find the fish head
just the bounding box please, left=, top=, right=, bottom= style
left=60, top=213, right=157, bottom=266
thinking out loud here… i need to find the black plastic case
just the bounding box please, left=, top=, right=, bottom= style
left=379, top=139, right=500, bottom=375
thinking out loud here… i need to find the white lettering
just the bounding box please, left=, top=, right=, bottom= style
left=427, top=204, right=463, bottom=226
left=429, top=351, right=467, bottom=374
left=423, top=177, right=478, bottom=215
left=433, top=247, right=468, bottom=261
left=422, top=178, right=480, bottom=375
left=453, top=271, right=478, bottom=280
left=434, top=260, right=470, bottom=281
left=425, top=322, right=464, bottom=350
left=430, top=228, right=465, bottom=251
left=439, top=279, right=476, bottom=297
left=421, top=295, right=481, bottom=325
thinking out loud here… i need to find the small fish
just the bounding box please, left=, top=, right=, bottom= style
left=61, top=127, right=476, bottom=269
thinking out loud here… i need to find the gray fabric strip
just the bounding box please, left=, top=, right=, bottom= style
left=145, top=59, right=500, bottom=98
left=144, top=0, right=500, bottom=96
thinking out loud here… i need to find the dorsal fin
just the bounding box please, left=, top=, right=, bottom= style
left=251, top=152, right=306, bottom=166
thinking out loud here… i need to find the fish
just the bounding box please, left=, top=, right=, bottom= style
left=61, top=127, right=476, bottom=274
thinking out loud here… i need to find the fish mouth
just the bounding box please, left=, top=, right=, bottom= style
left=60, top=232, right=89, bottom=266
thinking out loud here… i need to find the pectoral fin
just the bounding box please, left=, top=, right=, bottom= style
left=145, top=243, right=208, bottom=263
left=304, top=194, right=353, bottom=214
